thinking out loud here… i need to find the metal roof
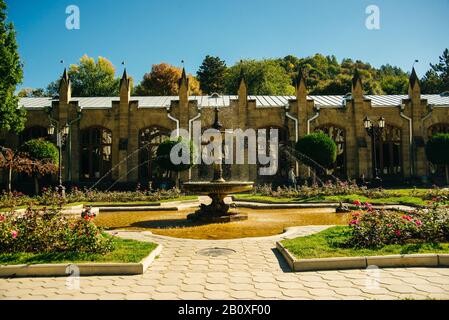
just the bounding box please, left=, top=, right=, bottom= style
left=19, top=94, right=449, bottom=110
left=72, top=97, right=119, bottom=109
left=18, top=97, right=52, bottom=109
left=366, top=95, right=408, bottom=107
left=134, top=96, right=177, bottom=108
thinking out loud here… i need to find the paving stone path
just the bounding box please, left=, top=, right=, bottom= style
left=1, top=226, right=449, bottom=300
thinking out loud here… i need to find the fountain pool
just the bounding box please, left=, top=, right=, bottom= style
left=94, top=207, right=352, bottom=240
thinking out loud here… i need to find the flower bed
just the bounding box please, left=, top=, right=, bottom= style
left=349, top=201, right=449, bottom=248
left=281, top=199, right=449, bottom=260
left=0, top=187, right=186, bottom=209
left=0, top=207, right=113, bottom=254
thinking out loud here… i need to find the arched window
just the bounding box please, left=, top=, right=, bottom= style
left=139, top=126, right=170, bottom=182
left=377, top=125, right=402, bottom=177
left=80, top=127, right=112, bottom=181
left=257, top=126, right=290, bottom=183
left=20, top=126, right=48, bottom=144
left=315, top=125, right=346, bottom=178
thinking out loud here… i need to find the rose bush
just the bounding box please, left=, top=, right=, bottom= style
left=348, top=200, right=449, bottom=248
left=0, top=207, right=113, bottom=254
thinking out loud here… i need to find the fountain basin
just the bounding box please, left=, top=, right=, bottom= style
left=183, top=181, right=254, bottom=223
left=182, top=181, right=253, bottom=195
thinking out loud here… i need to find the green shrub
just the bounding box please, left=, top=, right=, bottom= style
left=20, top=139, right=59, bottom=165
left=155, top=137, right=195, bottom=173
left=295, top=132, right=337, bottom=169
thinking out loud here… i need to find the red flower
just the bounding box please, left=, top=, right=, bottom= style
left=11, top=230, right=18, bottom=239
left=0, top=215, right=5, bottom=223
left=353, top=200, right=362, bottom=206
left=352, top=212, right=360, bottom=217
left=402, top=215, right=413, bottom=221
left=387, top=224, right=393, bottom=228
left=395, top=230, right=401, bottom=236
left=415, top=220, right=423, bottom=226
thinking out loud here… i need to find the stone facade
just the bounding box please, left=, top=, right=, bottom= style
left=1, top=68, right=449, bottom=190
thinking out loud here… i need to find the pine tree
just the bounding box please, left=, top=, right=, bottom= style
left=197, top=55, right=227, bottom=94
left=0, top=0, right=26, bottom=133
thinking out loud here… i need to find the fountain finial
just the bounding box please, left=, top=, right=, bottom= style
left=212, top=107, right=223, bottom=130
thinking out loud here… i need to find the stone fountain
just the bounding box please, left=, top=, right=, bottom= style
left=183, top=108, right=253, bottom=223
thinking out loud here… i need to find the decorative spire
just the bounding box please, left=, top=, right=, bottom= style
left=120, top=68, right=129, bottom=88
left=212, top=107, right=223, bottom=130
left=178, top=67, right=189, bottom=87
left=352, top=68, right=362, bottom=88
left=59, top=67, right=71, bottom=90
left=295, top=67, right=305, bottom=88
left=239, top=67, right=245, bottom=84
left=409, top=67, right=420, bottom=89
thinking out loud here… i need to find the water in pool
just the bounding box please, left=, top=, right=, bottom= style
left=94, top=208, right=352, bottom=240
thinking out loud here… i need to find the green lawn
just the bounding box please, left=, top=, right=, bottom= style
left=234, top=192, right=429, bottom=206
left=0, top=237, right=158, bottom=265
left=281, top=226, right=449, bottom=259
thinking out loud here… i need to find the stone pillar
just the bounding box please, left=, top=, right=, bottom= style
left=117, top=69, right=131, bottom=183
left=237, top=70, right=248, bottom=181
left=351, top=69, right=370, bottom=180
left=408, top=68, right=427, bottom=178
left=58, top=69, right=71, bottom=183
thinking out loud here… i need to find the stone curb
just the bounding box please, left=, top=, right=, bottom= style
left=0, top=244, right=162, bottom=278
left=232, top=198, right=417, bottom=211
left=276, top=241, right=449, bottom=272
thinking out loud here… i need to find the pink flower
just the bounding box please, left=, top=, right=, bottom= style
left=415, top=220, right=423, bottom=226
left=11, top=230, right=18, bottom=239
left=364, top=202, right=372, bottom=207
left=387, top=224, right=393, bottom=228
left=402, top=215, right=413, bottom=221
left=349, top=219, right=360, bottom=225
left=395, top=230, right=401, bottom=237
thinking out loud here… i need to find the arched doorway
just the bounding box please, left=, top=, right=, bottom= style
left=80, top=127, right=112, bottom=181
left=257, top=125, right=290, bottom=185
left=427, top=123, right=449, bottom=182
left=138, top=126, right=171, bottom=186
left=376, top=125, right=402, bottom=177
left=315, top=125, right=346, bottom=178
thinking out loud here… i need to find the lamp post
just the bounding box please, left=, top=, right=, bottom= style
left=364, top=116, right=385, bottom=184
left=48, top=122, right=70, bottom=197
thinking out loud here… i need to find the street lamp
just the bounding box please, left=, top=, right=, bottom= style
left=48, top=122, right=70, bottom=197
left=364, top=116, right=385, bottom=184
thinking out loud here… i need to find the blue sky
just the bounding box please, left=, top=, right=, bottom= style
left=7, top=0, right=449, bottom=90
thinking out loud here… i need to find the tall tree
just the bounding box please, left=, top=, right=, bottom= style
left=197, top=55, right=227, bottom=94
left=47, top=55, right=120, bottom=97
left=0, top=0, right=26, bottom=133
left=422, top=48, right=449, bottom=94
left=135, top=63, right=201, bottom=96
left=224, top=59, right=295, bottom=95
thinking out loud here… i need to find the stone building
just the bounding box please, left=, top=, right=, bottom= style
left=1, top=67, right=449, bottom=190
